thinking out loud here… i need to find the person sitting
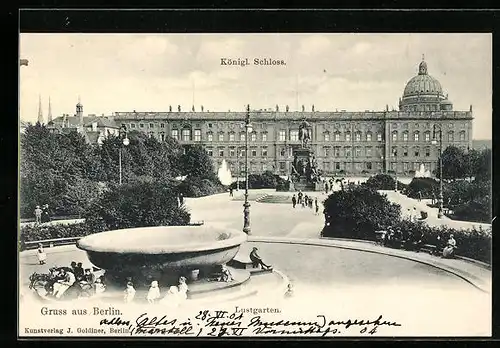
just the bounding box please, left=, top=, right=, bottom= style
left=37, top=243, right=47, bottom=265
left=124, top=282, right=136, bottom=303
left=249, top=247, right=272, bottom=270
left=178, top=276, right=189, bottom=300
left=94, top=277, right=106, bottom=295
left=284, top=283, right=294, bottom=299
left=74, top=262, right=85, bottom=281
left=70, top=261, right=77, bottom=274
left=442, top=234, right=457, bottom=258
left=146, top=280, right=161, bottom=303
left=160, top=286, right=181, bottom=308
left=53, top=268, right=76, bottom=299
left=219, top=265, right=234, bottom=282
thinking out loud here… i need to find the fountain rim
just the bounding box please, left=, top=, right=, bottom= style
left=76, top=225, right=248, bottom=255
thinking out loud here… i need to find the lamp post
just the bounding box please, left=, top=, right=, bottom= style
left=119, top=126, right=130, bottom=185
left=243, top=104, right=252, bottom=235
left=393, top=149, right=398, bottom=192
left=431, top=124, right=444, bottom=218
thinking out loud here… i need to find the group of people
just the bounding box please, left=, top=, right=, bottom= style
left=379, top=227, right=458, bottom=258
left=125, top=276, right=189, bottom=307
left=47, top=261, right=104, bottom=299
left=34, top=204, right=51, bottom=225
left=291, top=191, right=320, bottom=215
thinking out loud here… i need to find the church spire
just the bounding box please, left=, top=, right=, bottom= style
left=37, top=94, right=44, bottom=124
left=76, top=96, right=83, bottom=126
left=47, top=96, right=53, bottom=123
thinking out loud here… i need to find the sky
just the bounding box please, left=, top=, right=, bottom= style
left=19, top=33, right=492, bottom=139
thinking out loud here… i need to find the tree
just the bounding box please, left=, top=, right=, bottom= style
left=435, top=146, right=467, bottom=181
left=469, top=148, right=491, bottom=182
left=322, top=186, right=401, bottom=240
left=180, top=144, right=217, bottom=180
left=84, top=180, right=191, bottom=231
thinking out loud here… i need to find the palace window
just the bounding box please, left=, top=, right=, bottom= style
left=403, top=147, right=408, bottom=157
left=194, top=129, right=201, bottom=142
left=207, top=148, right=213, bottom=156
left=229, top=133, right=235, bottom=141
left=208, top=123, right=213, bottom=128
left=251, top=132, right=257, bottom=142
left=130, top=123, right=136, bottom=129
left=377, top=133, right=382, bottom=142
left=392, top=147, right=397, bottom=157
left=334, top=132, right=341, bottom=142
left=425, top=147, right=431, bottom=157
left=262, top=147, right=268, bottom=157
left=262, top=133, right=268, bottom=142
left=160, top=132, right=165, bottom=142
left=402, top=131, right=408, bottom=142
left=448, top=131, right=454, bottom=142
left=335, top=162, right=341, bottom=170
left=250, top=148, right=257, bottom=157
left=366, top=147, right=372, bottom=157
left=366, top=132, right=372, bottom=142
left=355, top=132, right=362, bottom=142
left=240, top=133, right=246, bottom=142
left=355, top=147, right=361, bottom=157
left=171, top=129, right=179, bottom=140
left=240, top=149, right=246, bottom=157
left=148, top=131, right=154, bottom=138
left=334, top=147, right=340, bottom=157
left=366, top=162, right=372, bottom=170
left=279, top=130, right=286, bottom=141
left=459, top=131, right=466, bottom=141
left=324, top=132, right=330, bottom=142
left=207, top=132, right=213, bottom=142
left=345, top=132, right=351, bottom=142
left=160, top=123, right=165, bottom=128
left=229, top=147, right=235, bottom=157
left=345, top=147, right=351, bottom=157
left=149, top=123, right=154, bottom=128
left=218, top=133, right=224, bottom=142
left=182, top=129, right=191, bottom=141
left=139, top=123, right=145, bottom=128
left=324, top=147, right=330, bottom=157
left=403, top=162, right=409, bottom=171
left=392, top=131, right=398, bottom=142
left=414, top=147, right=420, bottom=157
left=290, top=130, right=299, bottom=141
left=414, top=131, right=420, bottom=142
left=424, top=131, right=431, bottom=142
left=219, top=148, right=224, bottom=157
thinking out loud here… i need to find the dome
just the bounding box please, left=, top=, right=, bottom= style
left=402, top=60, right=443, bottom=98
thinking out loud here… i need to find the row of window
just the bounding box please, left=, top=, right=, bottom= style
left=223, top=161, right=434, bottom=173
left=148, top=128, right=468, bottom=143
left=391, top=130, right=467, bottom=142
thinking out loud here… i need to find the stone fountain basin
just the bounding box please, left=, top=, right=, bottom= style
left=76, top=225, right=248, bottom=271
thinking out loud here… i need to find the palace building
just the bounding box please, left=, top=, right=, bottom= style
left=49, top=58, right=473, bottom=177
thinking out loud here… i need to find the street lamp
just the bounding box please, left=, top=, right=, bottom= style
left=119, top=126, right=130, bottom=185
left=243, top=104, right=252, bottom=235
left=431, top=124, right=444, bottom=218
left=392, top=149, right=398, bottom=192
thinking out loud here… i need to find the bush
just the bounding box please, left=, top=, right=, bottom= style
left=229, top=171, right=288, bottom=190
left=364, top=174, right=396, bottom=190
left=179, top=177, right=225, bottom=197
left=406, top=177, right=440, bottom=199
left=84, top=180, right=191, bottom=231
left=452, top=197, right=492, bottom=224
left=321, top=186, right=401, bottom=240
left=19, top=223, right=93, bottom=248
left=276, top=179, right=291, bottom=191
left=391, top=219, right=491, bottom=264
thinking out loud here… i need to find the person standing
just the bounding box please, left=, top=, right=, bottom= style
left=303, top=194, right=308, bottom=208
left=314, top=197, right=319, bottom=215
left=297, top=191, right=303, bottom=206
left=34, top=206, right=42, bottom=225
left=41, top=204, right=51, bottom=223
left=324, top=182, right=329, bottom=194
left=418, top=191, right=422, bottom=202
left=292, top=194, right=297, bottom=208
left=124, top=282, right=136, bottom=303
left=179, top=193, right=184, bottom=206
left=229, top=187, right=234, bottom=197
left=36, top=243, right=47, bottom=265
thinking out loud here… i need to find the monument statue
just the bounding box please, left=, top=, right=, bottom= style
left=298, top=120, right=311, bottom=148
left=286, top=105, right=289, bottom=112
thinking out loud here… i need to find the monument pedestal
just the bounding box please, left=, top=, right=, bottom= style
left=288, top=147, right=322, bottom=191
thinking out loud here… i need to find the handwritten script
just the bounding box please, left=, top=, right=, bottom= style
left=99, top=310, right=401, bottom=336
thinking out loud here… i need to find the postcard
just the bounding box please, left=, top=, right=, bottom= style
left=19, top=31, right=492, bottom=338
